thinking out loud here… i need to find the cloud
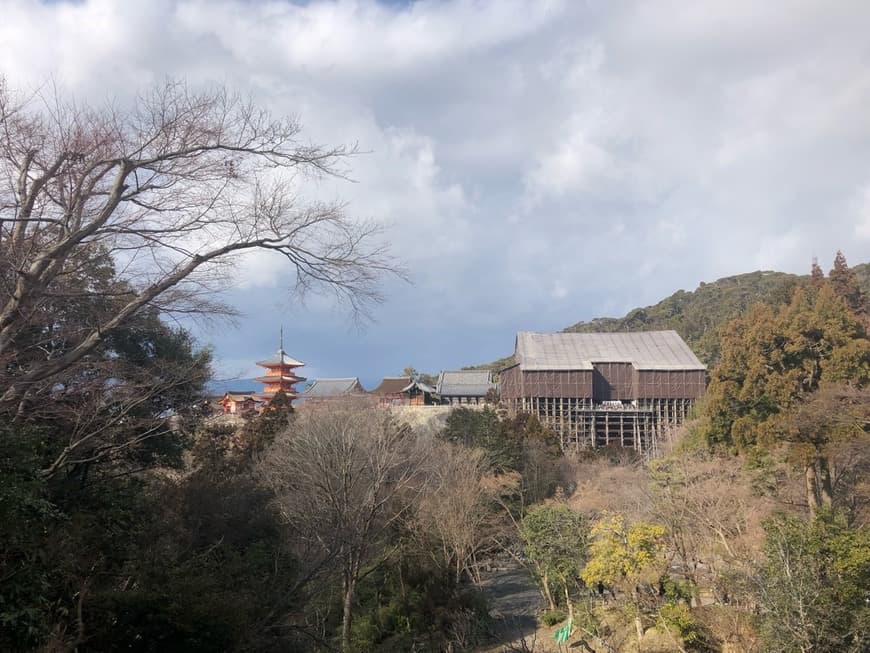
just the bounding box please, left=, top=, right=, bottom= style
left=856, top=185, right=870, bottom=241
left=3, top=0, right=870, bottom=379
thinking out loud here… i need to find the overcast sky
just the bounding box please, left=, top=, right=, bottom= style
left=3, top=0, right=870, bottom=388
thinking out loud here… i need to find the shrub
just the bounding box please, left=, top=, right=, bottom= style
left=541, top=608, right=567, bottom=626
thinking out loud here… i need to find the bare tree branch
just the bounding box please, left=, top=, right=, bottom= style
left=0, top=77, right=402, bottom=405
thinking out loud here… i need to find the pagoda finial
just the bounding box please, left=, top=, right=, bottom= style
left=280, top=325, right=284, bottom=354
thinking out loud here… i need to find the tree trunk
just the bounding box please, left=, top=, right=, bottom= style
left=805, top=461, right=820, bottom=519
left=563, top=582, right=574, bottom=622
left=342, top=572, right=357, bottom=653
left=816, top=455, right=833, bottom=509
left=542, top=570, right=556, bottom=610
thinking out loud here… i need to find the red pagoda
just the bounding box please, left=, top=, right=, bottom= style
left=254, top=330, right=306, bottom=403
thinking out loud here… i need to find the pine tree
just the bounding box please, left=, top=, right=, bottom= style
left=828, top=250, right=867, bottom=315
left=810, top=256, right=826, bottom=288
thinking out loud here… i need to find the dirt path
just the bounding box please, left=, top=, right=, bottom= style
left=479, top=564, right=544, bottom=650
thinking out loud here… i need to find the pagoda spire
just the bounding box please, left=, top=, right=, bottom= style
left=254, top=330, right=306, bottom=401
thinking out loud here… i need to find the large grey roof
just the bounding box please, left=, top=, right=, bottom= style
left=515, top=331, right=705, bottom=371
left=436, top=370, right=496, bottom=397
left=301, top=377, right=367, bottom=398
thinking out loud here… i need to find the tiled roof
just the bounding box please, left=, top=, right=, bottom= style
left=371, top=377, right=437, bottom=395
left=436, top=370, right=496, bottom=397
left=255, top=348, right=305, bottom=367
left=221, top=393, right=259, bottom=402
left=301, top=377, right=367, bottom=398
left=514, top=331, right=706, bottom=371
left=371, top=377, right=413, bottom=395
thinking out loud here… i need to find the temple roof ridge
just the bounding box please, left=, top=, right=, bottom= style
left=256, top=347, right=305, bottom=368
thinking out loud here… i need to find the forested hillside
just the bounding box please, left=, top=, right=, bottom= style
left=473, top=262, right=869, bottom=371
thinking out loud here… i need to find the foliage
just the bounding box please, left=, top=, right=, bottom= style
left=521, top=505, right=587, bottom=589
left=474, top=261, right=870, bottom=371
left=657, top=602, right=707, bottom=650
left=443, top=407, right=521, bottom=472
left=81, top=471, right=300, bottom=652
left=699, top=257, right=870, bottom=517
left=541, top=608, right=568, bottom=626
left=348, top=552, right=490, bottom=652
left=830, top=250, right=868, bottom=315
left=566, top=270, right=802, bottom=367
left=703, top=282, right=867, bottom=451
left=581, top=512, right=667, bottom=592
left=402, top=365, right=437, bottom=386
left=0, top=421, right=60, bottom=648
left=441, top=408, right=563, bottom=505
left=755, top=511, right=870, bottom=653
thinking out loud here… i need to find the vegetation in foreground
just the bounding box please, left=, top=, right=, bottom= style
left=0, top=74, right=868, bottom=653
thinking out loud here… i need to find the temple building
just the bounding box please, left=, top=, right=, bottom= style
left=218, top=393, right=259, bottom=415
left=301, top=377, right=367, bottom=403
left=254, top=346, right=306, bottom=402
left=436, top=370, right=497, bottom=405
left=371, top=376, right=436, bottom=406
left=499, top=331, right=706, bottom=455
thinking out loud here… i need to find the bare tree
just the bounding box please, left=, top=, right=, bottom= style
left=415, top=441, right=496, bottom=584
left=0, top=77, right=398, bottom=406
left=258, top=402, right=427, bottom=653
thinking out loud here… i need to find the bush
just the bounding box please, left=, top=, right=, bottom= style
left=541, top=608, right=567, bottom=626
left=657, top=603, right=706, bottom=651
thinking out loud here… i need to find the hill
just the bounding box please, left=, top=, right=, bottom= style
left=473, top=263, right=869, bottom=370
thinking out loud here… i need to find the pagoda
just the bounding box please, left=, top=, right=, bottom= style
left=254, top=330, right=306, bottom=402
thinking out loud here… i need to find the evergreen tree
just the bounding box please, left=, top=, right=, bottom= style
left=756, top=511, right=870, bottom=653
left=829, top=250, right=867, bottom=315
left=810, top=256, right=826, bottom=288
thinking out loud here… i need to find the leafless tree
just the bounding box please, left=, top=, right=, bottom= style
left=0, top=77, right=398, bottom=407
left=415, top=441, right=496, bottom=584
left=646, top=454, right=773, bottom=602
left=258, top=402, right=428, bottom=653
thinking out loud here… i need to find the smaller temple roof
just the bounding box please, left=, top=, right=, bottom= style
left=410, top=379, right=437, bottom=394
left=256, top=348, right=305, bottom=368
left=301, top=377, right=367, bottom=398
left=371, top=377, right=412, bottom=395
left=371, top=377, right=437, bottom=395
left=221, top=392, right=259, bottom=402
left=436, top=370, right=496, bottom=397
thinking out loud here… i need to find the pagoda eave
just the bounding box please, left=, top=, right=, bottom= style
left=254, top=375, right=306, bottom=384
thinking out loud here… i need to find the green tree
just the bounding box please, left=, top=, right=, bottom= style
left=442, top=407, right=522, bottom=472
left=402, top=365, right=436, bottom=386
left=755, top=511, right=870, bottom=653
left=520, top=505, right=588, bottom=613
left=702, top=279, right=869, bottom=514
left=829, top=250, right=867, bottom=316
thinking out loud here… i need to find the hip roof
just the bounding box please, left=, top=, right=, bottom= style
left=515, top=331, right=706, bottom=371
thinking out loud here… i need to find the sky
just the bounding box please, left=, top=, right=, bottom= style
left=3, top=0, right=870, bottom=389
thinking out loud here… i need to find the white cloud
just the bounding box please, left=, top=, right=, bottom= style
left=2, top=0, right=870, bottom=378
left=856, top=185, right=870, bottom=241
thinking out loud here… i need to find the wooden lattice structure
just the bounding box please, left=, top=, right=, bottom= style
left=500, top=331, right=706, bottom=455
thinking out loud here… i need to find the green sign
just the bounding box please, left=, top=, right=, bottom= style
left=553, top=616, right=573, bottom=643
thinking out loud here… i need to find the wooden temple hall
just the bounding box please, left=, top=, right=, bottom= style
left=499, top=331, right=706, bottom=454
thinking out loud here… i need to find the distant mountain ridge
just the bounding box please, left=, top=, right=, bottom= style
left=472, top=262, right=870, bottom=371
